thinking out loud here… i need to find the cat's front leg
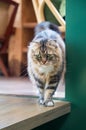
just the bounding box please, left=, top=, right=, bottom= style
left=44, top=84, right=57, bottom=107
left=32, top=73, right=45, bottom=105
left=44, top=75, right=59, bottom=107
left=35, top=79, right=45, bottom=105
left=38, top=87, right=44, bottom=105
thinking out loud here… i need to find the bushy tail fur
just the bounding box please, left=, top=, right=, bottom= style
left=34, top=21, right=61, bottom=36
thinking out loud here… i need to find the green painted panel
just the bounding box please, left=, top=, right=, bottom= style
left=34, top=0, right=86, bottom=130
left=64, top=0, right=86, bottom=129
left=66, top=0, right=86, bottom=105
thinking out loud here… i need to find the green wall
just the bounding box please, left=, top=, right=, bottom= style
left=34, top=0, right=86, bottom=130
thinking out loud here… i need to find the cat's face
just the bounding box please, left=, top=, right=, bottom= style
left=29, top=40, right=63, bottom=67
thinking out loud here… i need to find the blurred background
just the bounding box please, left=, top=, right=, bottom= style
left=0, top=0, right=65, bottom=98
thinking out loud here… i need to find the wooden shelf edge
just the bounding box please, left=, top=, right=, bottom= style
left=0, top=96, right=71, bottom=130
left=23, top=22, right=37, bottom=28
left=23, top=22, right=65, bottom=32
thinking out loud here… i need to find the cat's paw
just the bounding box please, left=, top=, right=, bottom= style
left=44, top=100, right=54, bottom=107
left=38, top=98, right=44, bottom=105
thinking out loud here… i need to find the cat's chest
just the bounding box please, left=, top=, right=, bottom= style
left=38, top=65, right=54, bottom=74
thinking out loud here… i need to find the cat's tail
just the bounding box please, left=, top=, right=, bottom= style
left=34, top=21, right=61, bottom=35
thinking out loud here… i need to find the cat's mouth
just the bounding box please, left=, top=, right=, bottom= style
left=39, top=65, right=54, bottom=74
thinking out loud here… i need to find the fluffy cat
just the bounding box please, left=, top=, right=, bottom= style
left=27, top=21, right=65, bottom=107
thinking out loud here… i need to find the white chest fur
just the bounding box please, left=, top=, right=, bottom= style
left=39, top=65, right=54, bottom=74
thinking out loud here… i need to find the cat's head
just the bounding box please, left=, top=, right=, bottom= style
left=29, top=39, right=63, bottom=67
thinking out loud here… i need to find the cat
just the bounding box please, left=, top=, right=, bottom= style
left=27, top=21, right=65, bottom=107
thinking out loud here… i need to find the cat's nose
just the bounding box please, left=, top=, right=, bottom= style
left=42, top=61, right=46, bottom=64
left=42, top=58, right=46, bottom=64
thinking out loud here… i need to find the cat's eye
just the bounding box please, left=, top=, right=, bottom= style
left=47, top=54, right=54, bottom=60
left=35, top=54, right=42, bottom=60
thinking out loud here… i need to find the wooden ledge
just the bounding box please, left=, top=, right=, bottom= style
left=0, top=95, right=71, bottom=130
left=23, top=22, right=37, bottom=28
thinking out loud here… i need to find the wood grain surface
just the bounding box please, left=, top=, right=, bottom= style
left=0, top=95, right=70, bottom=130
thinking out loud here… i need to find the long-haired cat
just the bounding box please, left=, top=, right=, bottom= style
left=28, top=21, right=65, bottom=107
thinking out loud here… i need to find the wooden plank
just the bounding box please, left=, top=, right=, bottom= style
left=23, top=22, right=37, bottom=28
left=8, top=28, right=22, bottom=76
left=0, top=95, right=71, bottom=130
left=32, top=0, right=39, bottom=22
left=0, top=58, right=9, bottom=77
left=8, top=0, right=22, bottom=76
left=22, top=0, right=37, bottom=23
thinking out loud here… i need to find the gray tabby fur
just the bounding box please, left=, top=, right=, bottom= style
left=28, top=21, right=66, bottom=107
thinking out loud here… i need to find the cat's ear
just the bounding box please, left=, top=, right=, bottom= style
left=27, top=42, right=35, bottom=48
left=48, top=39, right=57, bottom=43
left=30, top=40, right=40, bottom=44
left=32, top=40, right=39, bottom=43
left=29, top=41, right=38, bottom=46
